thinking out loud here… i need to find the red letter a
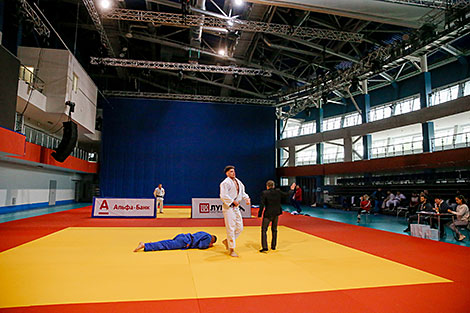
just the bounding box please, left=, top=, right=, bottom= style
left=99, top=200, right=109, bottom=210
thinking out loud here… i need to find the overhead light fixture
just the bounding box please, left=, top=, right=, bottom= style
left=218, top=48, right=226, bottom=56
left=234, top=0, right=243, bottom=6
left=100, top=0, right=111, bottom=9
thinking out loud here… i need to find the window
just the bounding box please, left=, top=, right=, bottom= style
left=281, top=119, right=301, bottom=139
left=281, top=119, right=316, bottom=139
left=19, top=66, right=35, bottom=84
left=72, top=73, right=79, bottom=93
left=322, top=116, right=342, bottom=131
left=369, top=104, right=393, bottom=122
left=463, top=80, right=470, bottom=97
left=343, top=112, right=362, bottom=128
left=299, top=121, right=316, bottom=136
left=369, top=95, right=420, bottom=122
left=394, top=96, right=420, bottom=115
left=295, top=144, right=317, bottom=166
left=430, top=84, right=458, bottom=106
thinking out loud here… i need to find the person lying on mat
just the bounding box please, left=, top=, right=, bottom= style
left=133, top=231, right=217, bottom=252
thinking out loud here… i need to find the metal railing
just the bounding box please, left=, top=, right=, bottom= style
left=18, top=65, right=45, bottom=93
left=22, top=124, right=96, bottom=162
left=432, top=132, right=470, bottom=151
left=370, top=140, right=424, bottom=159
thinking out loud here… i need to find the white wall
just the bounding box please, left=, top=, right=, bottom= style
left=17, top=47, right=98, bottom=134
left=0, top=161, right=81, bottom=208
left=17, top=47, right=69, bottom=114
left=67, top=54, right=97, bottom=133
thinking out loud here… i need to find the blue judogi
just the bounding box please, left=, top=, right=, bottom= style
left=144, top=231, right=212, bottom=251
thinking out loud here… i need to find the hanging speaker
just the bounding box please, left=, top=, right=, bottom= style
left=51, top=121, right=78, bottom=162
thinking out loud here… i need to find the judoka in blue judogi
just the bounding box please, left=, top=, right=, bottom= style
left=133, top=231, right=217, bottom=252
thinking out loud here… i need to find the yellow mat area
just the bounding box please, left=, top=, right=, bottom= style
left=157, top=208, right=191, bottom=218
left=0, top=226, right=450, bottom=308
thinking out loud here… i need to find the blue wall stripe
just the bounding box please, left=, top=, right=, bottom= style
left=0, top=200, right=76, bottom=214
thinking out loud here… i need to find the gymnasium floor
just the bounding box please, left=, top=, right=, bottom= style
left=0, top=204, right=469, bottom=313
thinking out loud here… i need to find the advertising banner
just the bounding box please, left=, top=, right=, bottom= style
left=92, top=197, right=156, bottom=218
left=191, top=198, right=252, bottom=219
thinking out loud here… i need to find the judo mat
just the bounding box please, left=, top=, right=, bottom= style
left=0, top=205, right=469, bottom=313
left=157, top=205, right=191, bottom=218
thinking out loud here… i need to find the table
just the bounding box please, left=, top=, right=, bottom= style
left=417, top=211, right=453, bottom=237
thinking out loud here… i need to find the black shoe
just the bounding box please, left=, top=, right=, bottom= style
left=259, top=248, right=268, bottom=253
left=403, top=228, right=410, bottom=232
left=271, top=247, right=276, bottom=250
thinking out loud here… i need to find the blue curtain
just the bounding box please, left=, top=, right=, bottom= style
left=100, top=98, right=275, bottom=204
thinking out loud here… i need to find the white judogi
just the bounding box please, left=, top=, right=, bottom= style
left=220, top=177, right=249, bottom=249
left=154, top=187, right=165, bottom=213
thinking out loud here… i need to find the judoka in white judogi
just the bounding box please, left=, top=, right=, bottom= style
left=220, top=165, right=250, bottom=257
left=154, top=184, right=165, bottom=213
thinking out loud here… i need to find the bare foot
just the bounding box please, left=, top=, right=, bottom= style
left=222, top=239, right=228, bottom=250
left=230, top=250, right=239, bottom=257
left=133, top=242, right=145, bottom=252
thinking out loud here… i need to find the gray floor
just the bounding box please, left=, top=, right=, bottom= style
left=0, top=203, right=91, bottom=224
left=283, top=205, right=470, bottom=247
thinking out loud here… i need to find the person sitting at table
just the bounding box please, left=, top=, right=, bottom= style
left=404, top=194, right=432, bottom=232
left=432, top=195, right=452, bottom=238
left=447, top=195, right=469, bottom=241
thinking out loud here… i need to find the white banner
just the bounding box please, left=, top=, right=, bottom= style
left=92, top=197, right=156, bottom=218
left=191, top=198, right=252, bottom=219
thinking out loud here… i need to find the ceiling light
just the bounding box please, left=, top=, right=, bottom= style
left=227, top=19, right=234, bottom=26
left=218, top=49, right=226, bottom=56
left=234, top=0, right=243, bottom=6
left=100, top=0, right=111, bottom=9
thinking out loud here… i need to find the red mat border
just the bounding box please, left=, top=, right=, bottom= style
left=1, top=206, right=469, bottom=313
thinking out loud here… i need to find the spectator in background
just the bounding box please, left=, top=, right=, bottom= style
left=357, top=194, right=371, bottom=223
left=447, top=195, right=469, bottom=241
left=404, top=194, right=433, bottom=232
left=291, top=185, right=303, bottom=213
left=408, top=192, right=420, bottom=216
left=394, top=191, right=406, bottom=208
left=383, top=191, right=396, bottom=210
left=370, top=187, right=385, bottom=214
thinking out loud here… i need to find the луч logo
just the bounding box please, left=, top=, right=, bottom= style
left=199, top=203, right=210, bottom=213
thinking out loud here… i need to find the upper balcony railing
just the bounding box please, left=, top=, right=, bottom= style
left=21, top=123, right=97, bottom=162
left=370, top=131, right=470, bottom=159
left=19, top=65, right=45, bottom=93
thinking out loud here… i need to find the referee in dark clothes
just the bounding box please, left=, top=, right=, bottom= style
left=258, top=180, right=296, bottom=252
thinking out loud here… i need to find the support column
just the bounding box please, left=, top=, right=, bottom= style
left=360, top=80, right=372, bottom=159
left=288, top=146, right=296, bottom=167
left=315, top=175, right=325, bottom=205
left=344, top=137, right=353, bottom=162
left=419, top=55, right=434, bottom=152
left=316, top=107, right=324, bottom=164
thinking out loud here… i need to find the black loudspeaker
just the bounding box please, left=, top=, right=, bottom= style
left=52, top=121, right=78, bottom=162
